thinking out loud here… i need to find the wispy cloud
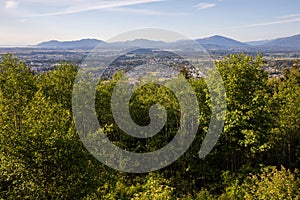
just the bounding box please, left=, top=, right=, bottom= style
left=194, top=2, right=216, bottom=10
left=5, top=0, right=19, bottom=9
left=277, top=13, right=300, bottom=19
left=21, top=0, right=166, bottom=17
left=242, top=15, right=300, bottom=28
left=108, top=7, right=187, bottom=16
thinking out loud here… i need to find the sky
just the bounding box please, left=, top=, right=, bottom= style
left=1, top=0, right=300, bottom=45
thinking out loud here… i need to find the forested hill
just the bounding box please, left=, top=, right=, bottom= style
left=0, top=54, right=300, bottom=199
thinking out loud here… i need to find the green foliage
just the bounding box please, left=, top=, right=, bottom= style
left=270, top=60, right=300, bottom=168
left=84, top=174, right=174, bottom=200
left=241, top=166, right=300, bottom=200
left=214, top=54, right=274, bottom=172
left=1, top=53, right=300, bottom=199
left=39, top=63, right=78, bottom=111
left=132, top=174, right=175, bottom=200
left=195, top=189, right=216, bottom=200
left=0, top=55, right=100, bottom=199
left=219, top=166, right=300, bottom=200
left=220, top=171, right=244, bottom=200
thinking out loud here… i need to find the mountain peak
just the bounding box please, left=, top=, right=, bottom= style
left=196, top=35, right=249, bottom=49
left=209, top=35, right=227, bottom=39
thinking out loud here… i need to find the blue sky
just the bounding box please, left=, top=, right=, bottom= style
left=1, top=0, right=300, bottom=45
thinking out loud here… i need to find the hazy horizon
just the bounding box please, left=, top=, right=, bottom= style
left=1, top=32, right=299, bottom=47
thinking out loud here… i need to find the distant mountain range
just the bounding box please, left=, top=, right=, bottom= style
left=245, top=39, right=273, bottom=46
left=37, top=39, right=103, bottom=49
left=36, top=34, right=300, bottom=51
left=258, top=34, right=300, bottom=50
